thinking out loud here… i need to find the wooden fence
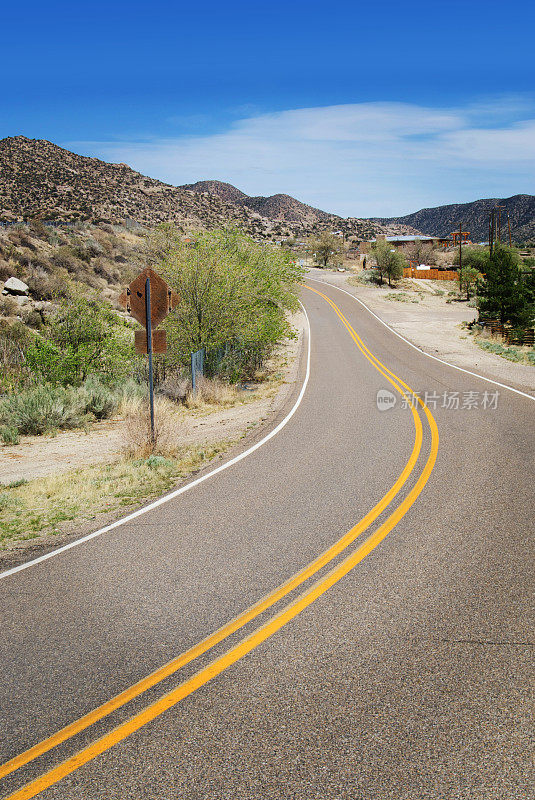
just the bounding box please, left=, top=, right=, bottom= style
left=403, top=268, right=458, bottom=281
left=479, top=319, right=535, bottom=346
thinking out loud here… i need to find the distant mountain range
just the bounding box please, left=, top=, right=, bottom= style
left=0, top=138, right=385, bottom=240
left=372, top=195, right=535, bottom=243
left=180, top=180, right=334, bottom=226
left=1, top=136, right=533, bottom=243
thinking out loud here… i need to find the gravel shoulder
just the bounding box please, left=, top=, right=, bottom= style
left=308, top=267, right=535, bottom=394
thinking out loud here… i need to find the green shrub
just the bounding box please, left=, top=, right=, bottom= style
left=0, top=425, right=19, bottom=445
left=25, top=291, right=135, bottom=386
left=354, top=269, right=381, bottom=285
left=79, top=376, right=117, bottom=420
left=157, top=227, right=303, bottom=380
left=477, top=339, right=534, bottom=364
left=0, top=378, right=122, bottom=438
left=0, top=385, right=89, bottom=436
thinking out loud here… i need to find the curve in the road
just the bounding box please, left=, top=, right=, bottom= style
left=0, top=286, right=426, bottom=784
left=308, top=277, right=535, bottom=402
left=1, top=305, right=312, bottom=584
left=2, top=286, right=439, bottom=800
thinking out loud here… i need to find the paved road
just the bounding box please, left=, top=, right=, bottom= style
left=1, top=280, right=533, bottom=800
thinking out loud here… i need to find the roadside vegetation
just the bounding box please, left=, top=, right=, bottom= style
left=0, top=442, right=233, bottom=546
left=1, top=224, right=303, bottom=436
left=471, top=336, right=535, bottom=366
left=307, top=231, right=345, bottom=268
left=0, top=223, right=304, bottom=550
left=146, top=225, right=303, bottom=379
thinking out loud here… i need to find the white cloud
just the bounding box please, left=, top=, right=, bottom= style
left=67, top=99, right=535, bottom=217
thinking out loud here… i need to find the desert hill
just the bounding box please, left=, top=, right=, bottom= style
left=0, top=138, right=387, bottom=240
left=179, top=179, right=390, bottom=239
left=0, top=137, right=276, bottom=238
left=373, top=194, right=535, bottom=243
left=181, top=180, right=332, bottom=225
left=180, top=180, right=250, bottom=206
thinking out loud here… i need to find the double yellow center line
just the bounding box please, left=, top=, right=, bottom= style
left=2, top=284, right=438, bottom=799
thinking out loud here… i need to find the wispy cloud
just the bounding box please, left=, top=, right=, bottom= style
left=67, top=99, right=535, bottom=216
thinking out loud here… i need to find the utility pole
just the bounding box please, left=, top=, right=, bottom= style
left=490, top=210, right=495, bottom=257
left=458, top=222, right=463, bottom=290
left=507, top=213, right=512, bottom=247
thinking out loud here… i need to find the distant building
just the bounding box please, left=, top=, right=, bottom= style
left=360, top=234, right=451, bottom=254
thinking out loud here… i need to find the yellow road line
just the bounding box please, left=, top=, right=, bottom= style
left=0, top=288, right=423, bottom=784
left=305, top=284, right=439, bottom=433
left=3, top=286, right=439, bottom=800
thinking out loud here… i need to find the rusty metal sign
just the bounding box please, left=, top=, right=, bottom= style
left=134, top=329, right=167, bottom=354
left=119, top=268, right=180, bottom=444
left=119, top=268, right=180, bottom=329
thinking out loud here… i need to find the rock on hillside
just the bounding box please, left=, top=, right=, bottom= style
left=372, top=194, right=535, bottom=243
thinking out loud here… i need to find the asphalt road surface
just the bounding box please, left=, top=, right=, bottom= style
left=1, top=279, right=533, bottom=800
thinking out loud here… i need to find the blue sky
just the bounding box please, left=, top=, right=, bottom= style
left=3, top=0, right=534, bottom=216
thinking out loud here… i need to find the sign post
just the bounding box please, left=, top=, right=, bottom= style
left=145, top=276, right=155, bottom=444
left=119, top=268, right=180, bottom=446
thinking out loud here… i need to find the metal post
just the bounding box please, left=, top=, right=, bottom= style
left=191, top=351, right=196, bottom=394
left=458, top=222, right=462, bottom=289
left=145, top=277, right=155, bottom=445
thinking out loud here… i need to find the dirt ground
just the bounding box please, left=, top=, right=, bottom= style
left=308, top=268, right=535, bottom=395
left=0, top=312, right=305, bottom=485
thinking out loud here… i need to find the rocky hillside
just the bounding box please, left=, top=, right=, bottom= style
left=182, top=180, right=332, bottom=224
left=179, top=179, right=391, bottom=239
left=0, top=136, right=412, bottom=242
left=0, top=137, right=276, bottom=238
left=373, top=195, right=535, bottom=243
left=180, top=180, right=250, bottom=206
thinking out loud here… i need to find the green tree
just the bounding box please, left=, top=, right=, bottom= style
left=157, top=228, right=304, bottom=377
left=370, top=240, right=406, bottom=287
left=25, top=291, right=134, bottom=386
left=453, top=246, right=488, bottom=271
left=477, top=244, right=532, bottom=327
left=458, top=266, right=480, bottom=300
left=308, top=232, right=344, bottom=267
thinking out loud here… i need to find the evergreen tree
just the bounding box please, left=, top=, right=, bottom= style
left=478, top=244, right=532, bottom=327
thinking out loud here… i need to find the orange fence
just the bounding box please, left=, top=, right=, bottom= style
left=403, top=268, right=458, bottom=280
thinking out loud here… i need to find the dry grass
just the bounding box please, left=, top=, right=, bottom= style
left=184, top=377, right=239, bottom=409
left=0, top=439, right=235, bottom=546
left=121, top=396, right=182, bottom=459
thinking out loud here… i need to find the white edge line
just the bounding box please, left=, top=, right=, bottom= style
left=308, top=277, right=535, bottom=402
left=0, top=305, right=312, bottom=582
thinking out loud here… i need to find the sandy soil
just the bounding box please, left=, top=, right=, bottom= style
left=308, top=268, right=535, bottom=395
left=0, top=312, right=305, bottom=485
